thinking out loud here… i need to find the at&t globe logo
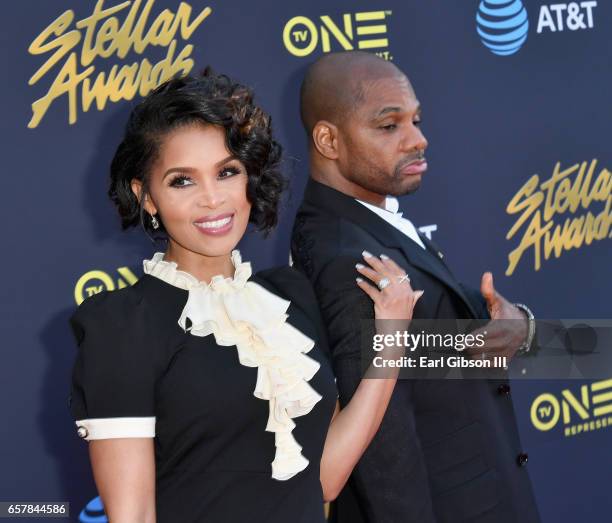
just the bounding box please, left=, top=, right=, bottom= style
left=79, top=496, right=107, bottom=522
left=476, top=0, right=529, bottom=56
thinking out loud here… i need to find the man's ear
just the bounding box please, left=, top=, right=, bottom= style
left=130, top=179, right=157, bottom=215
left=312, top=120, right=340, bottom=160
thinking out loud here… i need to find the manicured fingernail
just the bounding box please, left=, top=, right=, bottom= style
left=362, top=250, right=372, bottom=258
left=356, top=277, right=364, bottom=283
left=355, top=263, right=365, bottom=269
left=380, top=254, right=390, bottom=260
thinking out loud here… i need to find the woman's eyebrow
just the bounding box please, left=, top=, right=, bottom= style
left=214, top=155, right=236, bottom=167
left=162, top=155, right=237, bottom=179
left=162, top=166, right=197, bottom=179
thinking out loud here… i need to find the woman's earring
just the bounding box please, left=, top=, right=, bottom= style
left=151, top=214, right=160, bottom=230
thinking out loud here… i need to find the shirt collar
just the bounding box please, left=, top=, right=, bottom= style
left=356, top=196, right=402, bottom=217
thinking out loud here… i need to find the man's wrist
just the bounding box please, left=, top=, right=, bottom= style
left=514, top=303, right=535, bottom=354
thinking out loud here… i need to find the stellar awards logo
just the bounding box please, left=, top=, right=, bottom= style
left=504, top=159, right=611, bottom=276
left=476, top=0, right=598, bottom=56
left=27, top=0, right=213, bottom=128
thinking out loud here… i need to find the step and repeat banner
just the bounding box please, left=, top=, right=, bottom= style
left=1, top=1, right=610, bottom=521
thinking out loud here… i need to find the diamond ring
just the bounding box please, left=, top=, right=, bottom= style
left=378, top=277, right=391, bottom=290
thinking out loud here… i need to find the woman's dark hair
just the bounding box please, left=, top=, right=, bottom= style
left=109, top=67, right=284, bottom=236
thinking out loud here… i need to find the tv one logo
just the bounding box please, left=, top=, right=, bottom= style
left=530, top=379, right=612, bottom=437
left=283, top=11, right=392, bottom=60
left=74, top=267, right=138, bottom=305
left=476, top=1, right=598, bottom=57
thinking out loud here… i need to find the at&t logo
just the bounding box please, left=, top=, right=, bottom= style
left=530, top=378, right=612, bottom=437
left=283, top=11, right=393, bottom=60
left=74, top=266, right=138, bottom=305
left=536, top=1, right=597, bottom=32
left=476, top=1, right=598, bottom=57
left=476, top=0, right=529, bottom=56
left=79, top=496, right=107, bottom=522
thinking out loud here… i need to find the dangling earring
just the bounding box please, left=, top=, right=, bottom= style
left=150, top=214, right=160, bottom=230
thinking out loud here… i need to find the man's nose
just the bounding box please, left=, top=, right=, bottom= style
left=400, top=125, right=428, bottom=153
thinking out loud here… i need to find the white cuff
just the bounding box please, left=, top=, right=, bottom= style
left=75, top=417, right=156, bottom=440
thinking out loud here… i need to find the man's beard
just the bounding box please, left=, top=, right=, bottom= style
left=348, top=158, right=422, bottom=197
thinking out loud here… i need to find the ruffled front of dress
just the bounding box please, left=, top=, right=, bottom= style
left=143, top=250, right=322, bottom=480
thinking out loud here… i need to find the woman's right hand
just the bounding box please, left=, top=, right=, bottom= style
left=355, top=251, right=423, bottom=322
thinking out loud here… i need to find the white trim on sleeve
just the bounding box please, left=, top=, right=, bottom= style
left=75, top=417, right=156, bottom=440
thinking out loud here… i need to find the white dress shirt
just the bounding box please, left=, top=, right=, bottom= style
left=356, top=196, right=426, bottom=249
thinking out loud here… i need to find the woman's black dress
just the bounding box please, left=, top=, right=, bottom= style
left=69, top=254, right=337, bottom=523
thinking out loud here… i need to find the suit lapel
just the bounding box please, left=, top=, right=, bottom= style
left=392, top=231, right=478, bottom=318
left=303, top=179, right=478, bottom=317
left=418, top=233, right=458, bottom=278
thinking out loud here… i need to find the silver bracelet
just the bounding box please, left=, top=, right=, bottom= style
left=514, top=303, right=535, bottom=354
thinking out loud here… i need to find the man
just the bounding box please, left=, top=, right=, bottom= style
left=290, top=52, right=540, bottom=522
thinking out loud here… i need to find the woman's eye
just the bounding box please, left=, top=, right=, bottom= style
left=380, top=124, right=397, bottom=131
left=218, top=166, right=241, bottom=179
left=414, top=119, right=422, bottom=126
left=169, top=175, right=193, bottom=188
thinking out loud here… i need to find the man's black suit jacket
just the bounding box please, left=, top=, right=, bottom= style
left=291, top=179, right=540, bottom=523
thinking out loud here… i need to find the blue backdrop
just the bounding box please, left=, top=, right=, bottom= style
left=1, top=1, right=610, bottom=521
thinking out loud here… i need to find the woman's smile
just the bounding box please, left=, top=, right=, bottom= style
left=193, top=212, right=235, bottom=236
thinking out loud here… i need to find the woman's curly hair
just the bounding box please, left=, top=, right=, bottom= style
left=109, top=67, right=285, bottom=236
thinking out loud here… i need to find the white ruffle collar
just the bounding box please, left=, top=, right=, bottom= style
left=143, top=250, right=322, bottom=481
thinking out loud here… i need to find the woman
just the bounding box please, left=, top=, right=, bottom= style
left=69, top=69, right=422, bottom=523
